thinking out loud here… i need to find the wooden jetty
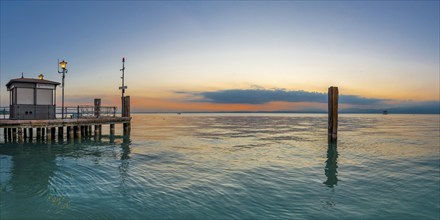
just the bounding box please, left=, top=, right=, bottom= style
left=0, top=96, right=131, bottom=143
left=1, top=59, right=132, bottom=143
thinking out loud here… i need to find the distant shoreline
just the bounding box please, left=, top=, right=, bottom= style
left=130, top=111, right=439, bottom=115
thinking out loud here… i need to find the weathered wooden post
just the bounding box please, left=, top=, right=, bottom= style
left=7, top=128, right=12, bottom=141
left=68, top=126, right=74, bottom=139
left=29, top=128, right=33, bottom=140
left=36, top=128, right=41, bottom=139
left=51, top=127, right=56, bottom=139
left=74, top=126, right=81, bottom=138
left=110, top=124, right=115, bottom=135
left=66, top=126, right=71, bottom=138
left=3, top=128, right=7, bottom=141
left=12, top=128, right=17, bottom=141
left=94, top=125, right=99, bottom=137
left=58, top=127, right=63, bottom=140
left=17, top=127, right=23, bottom=143
left=328, top=86, right=338, bottom=143
left=47, top=127, right=52, bottom=141
left=41, top=127, right=45, bottom=139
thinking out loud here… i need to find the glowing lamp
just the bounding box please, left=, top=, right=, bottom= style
left=59, top=60, right=68, bottom=70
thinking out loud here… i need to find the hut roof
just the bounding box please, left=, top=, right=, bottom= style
left=6, top=77, right=60, bottom=88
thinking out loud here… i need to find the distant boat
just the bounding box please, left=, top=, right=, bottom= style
left=383, top=110, right=388, bottom=115
left=177, top=112, right=182, bottom=115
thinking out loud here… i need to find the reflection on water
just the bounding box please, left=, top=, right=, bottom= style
left=0, top=135, right=133, bottom=220
left=1, top=114, right=439, bottom=219
left=6, top=143, right=57, bottom=197
left=324, top=142, right=338, bottom=187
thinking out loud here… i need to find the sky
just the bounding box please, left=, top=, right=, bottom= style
left=1, top=1, right=439, bottom=113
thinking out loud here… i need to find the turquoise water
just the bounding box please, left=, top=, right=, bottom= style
left=1, top=114, right=439, bottom=219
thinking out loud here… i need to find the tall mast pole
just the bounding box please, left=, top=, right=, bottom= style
left=120, top=57, right=127, bottom=116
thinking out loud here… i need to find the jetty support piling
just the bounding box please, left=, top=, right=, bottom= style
left=74, top=126, right=80, bottom=138
left=17, top=128, right=23, bottom=143
left=51, top=127, right=56, bottom=139
left=47, top=128, right=52, bottom=141
left=7, top=128, right=11, bottom=141
left=12, top=128, right=17, bottom=141
left=36, top=128, right=41, bottom=139
left=328, top=86, right=339, bottom=143
left=94, top=125, right=99, bottom=137
left=110, top=124, right=115, bottom=135
left=66, top=126, right=71, bottom=139
left=58, top=127, right=63, bottom=139
left=1, top=117, right=131, bottom=143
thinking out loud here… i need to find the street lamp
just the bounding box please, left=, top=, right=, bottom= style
left=58, top=60, right=68, bottom=118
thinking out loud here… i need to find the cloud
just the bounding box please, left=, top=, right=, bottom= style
left=387, top=101, right=440, bottom=114
left=341, top=101, right=440, bottom=114
left=186, top=88, right=388, bottom=105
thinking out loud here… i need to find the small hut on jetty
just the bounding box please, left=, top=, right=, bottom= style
left=6, top=75, right=60, bottom=120
left=0, top=74, right=131, bottom=143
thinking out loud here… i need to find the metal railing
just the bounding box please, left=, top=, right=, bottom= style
left=0, top=106, right=9, bottom=119
left=0, top=106, right=117, bottom=120
left=56, top=105, right=117, bottom=119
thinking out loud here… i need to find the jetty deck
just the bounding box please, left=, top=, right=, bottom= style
left=0, top=117, right=131, bottom=128
left=1, top=116, right=131, bottom=143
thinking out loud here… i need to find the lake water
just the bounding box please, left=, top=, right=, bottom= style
left=1, top=114, right=439, bottom=219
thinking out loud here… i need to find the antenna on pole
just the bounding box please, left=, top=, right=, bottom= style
left=119, top=57, right=127, bottom=116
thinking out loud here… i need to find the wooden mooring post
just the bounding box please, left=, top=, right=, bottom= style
left=328, top=86, right=338, bottom=143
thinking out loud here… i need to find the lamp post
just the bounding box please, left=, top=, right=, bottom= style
left=58, top=60, right=68, bottom=119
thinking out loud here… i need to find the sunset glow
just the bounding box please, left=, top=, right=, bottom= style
left=1, top=1, right=438, bottom=113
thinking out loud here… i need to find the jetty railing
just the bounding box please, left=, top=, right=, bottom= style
left=0, top=106, right=117, bottom=120
left=57, top=106, right=117, bottom=119
left=0, top=107, right=9, bottom=119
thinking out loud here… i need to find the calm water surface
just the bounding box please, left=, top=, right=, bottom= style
left=1, top=114, right=439, bottom=219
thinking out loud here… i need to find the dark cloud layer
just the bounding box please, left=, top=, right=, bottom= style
left=191, top=89, right=387, bottom=105
left=173, top=88, right=439, bottom=114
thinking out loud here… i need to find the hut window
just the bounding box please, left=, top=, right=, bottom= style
left=16, top=88, right=34, bottom=104
left=36, top=89, right=53, bottom=105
